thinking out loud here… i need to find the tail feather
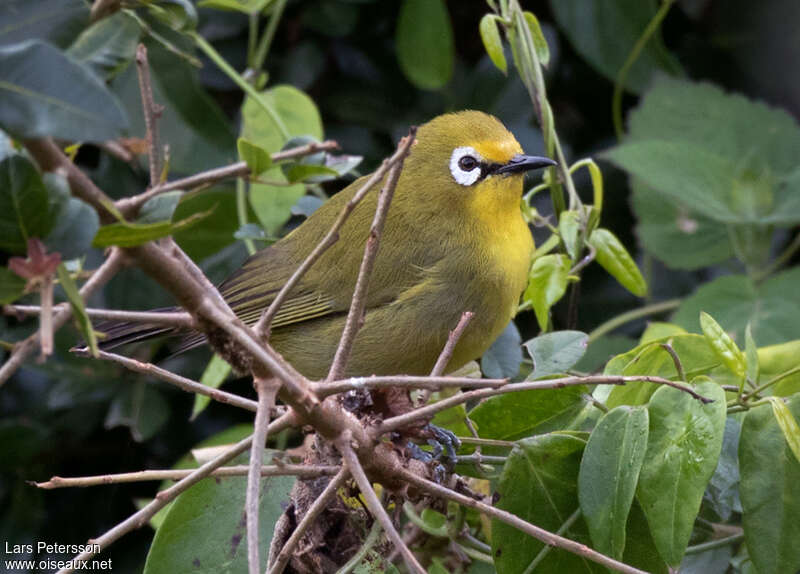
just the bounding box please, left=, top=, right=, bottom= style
left=77, top=307, right=185, bottom=352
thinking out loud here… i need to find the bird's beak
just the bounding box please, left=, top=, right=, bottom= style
left=495, top=154, right=557, bottom=175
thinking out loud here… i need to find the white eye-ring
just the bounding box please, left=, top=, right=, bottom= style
left=450, top=146, right=483, bottom=186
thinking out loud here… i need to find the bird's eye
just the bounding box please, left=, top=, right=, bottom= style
left=458, top=155, right=478, bottom=171
left=450, top=146, right=484, bottom=186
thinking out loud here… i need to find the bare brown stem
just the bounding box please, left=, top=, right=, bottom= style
left=314, top=375, right=508, bottom=398
left=339, top=434, right=425, bottom=574
left=267, top=467, right=351, bottom=574
left=247, top=377, right=281, bottom=574
left=34, top=464, right=337, bottom=489
left=659, top=343, right=686, bottom=382
left=327, top=129, right=416, bottom=381
left=0, top=249, right=125, bottom=386
left=417, top=311, right=474, bottom=406
left=6, top=305, right=193, bottom=328
left=397, top=468, right=647, bottom=574
left=255, top=134, right=416, bottom=340
left=135, top=44, right=162, bottom=187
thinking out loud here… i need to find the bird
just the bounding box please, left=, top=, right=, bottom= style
left=96, top=111, right=555, bottom=380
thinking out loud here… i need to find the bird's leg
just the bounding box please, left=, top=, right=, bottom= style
left=424, top=423, right=462, bottom=464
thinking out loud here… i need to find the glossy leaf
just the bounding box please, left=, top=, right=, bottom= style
left=45, top=193, right=99, bottom=261
left=395, top=0, right=454, bottom=90
left=740, top=396, right=800, bottom=574
left=639, top=322, right=687, bottom=345
left=637, top=380, right=726, bottom=566
left=525, top=253, right=571, bottom=330
left=0, top=155, right=56, bottom=253
left=700, top=312, right=746, bottom=380
left=757, top=340, right=800, bottom=397
left=66, top=12, right=140, bottom=79
left=479, top=14, right=507, bottom=74
left=92, top=209, right=213, bottom=248
left=56, top=264, right=97, bottom=357
left=587, top=228, right=647, bottom=297
left=492, top=434, right=601, bottom=573
left=524, top=330, right=588, bottom=379
left=0, top=40, right=127, bottom=142
left=579, top=406, right=649, bottom=559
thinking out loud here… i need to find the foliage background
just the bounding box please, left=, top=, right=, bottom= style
left=2, top=0, right=800, bottom=572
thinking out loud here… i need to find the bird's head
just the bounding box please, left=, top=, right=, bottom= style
left=399, top=111, right=556, bottom=220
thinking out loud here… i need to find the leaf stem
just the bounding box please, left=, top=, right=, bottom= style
left=588, top=298, right=682, bottom=342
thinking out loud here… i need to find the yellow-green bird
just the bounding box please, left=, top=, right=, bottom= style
left=99, top=111, right=555, bottom=379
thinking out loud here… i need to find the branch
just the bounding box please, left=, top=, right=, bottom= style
left=33, top=463, right=337, bottom=489
left=54, top=413, right=296, bottom=574
left=255, top=133, right=417, bottom=340
left=339, top=434, right=425, bottom=574
left=117, top=140, right=339, bottom=215
left=79, top=349, right=258, bottom=412
left=327, top=128, right=416, bottom=380
left=5, top=305, right=194, bottom=328
left=247, top=377, right=281, bottom=574
left=135, top=44, right=163, bottom=186
left=267, top=467, right=351, bottom=574
left=396, top=467, right=647, bottom=574
left=315, top=375, right=508, bottom=398
left=376, top=374, right=714, bottom=436
left=417, top=311, right=474, bottom=407
left=0, top=249, right=125, bottom=386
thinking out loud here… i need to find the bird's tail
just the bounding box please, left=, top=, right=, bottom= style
left=76, top=307, right=181, bottom=352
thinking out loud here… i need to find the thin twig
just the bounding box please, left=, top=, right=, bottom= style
left=526, top=508, right=582, bottom=572
left=659, top=342, right=686, bottom=381
left=80, top=348, right=258, bottom=412
left=54, top=414, right=295, bottom=574
left=327, top=129, right=416, bottom=381
left=247, top=377, right=281, bottom=574
left=135, top=44, right=163, bottom=187
left=396, top=468, right=647, bottom=574
left=375, top=374, right=714, bottom=436
left=0, top=249, right=125, bottom=386
left=315, top=375, right=508, bottom=398
left=116, top=140, right=339, bottom=215
left=33, top=464, right=336, bottom=489
left=417, top=311, right=474, bottom=407
left=255, top=133, right=416, bottom=340
left=267, top=467, right=351, bottom=574
left=6, top=305, right=194, bottom=328
left=338, top=434, right=425, bottom=574
left=39, top=275, right=54, bottom=358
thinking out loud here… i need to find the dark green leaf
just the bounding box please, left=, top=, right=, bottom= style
left=105, top=383, right=169, bottom=442
left=492, top=434, right=602, bottom=573
left=92, top=208, right=213, bottom=248
left=0, top=155, right=55, bottom=253
left=66, top=12, right=140, bottom=79
left=0, top=40, right=128, bottom=141
left=573, top=335, right=636, bottom=373
left=705, top=417, right=742, bottom=521
left=481, top=321, right=522, bottom=379
left=45, top=194, right=99, bottom=260
left=524, top=330, right=588, bottom=379
left=525, top=253, right=570, bottom=330
left=637, top=380, right=726, bottom=566
left=579, top=406, right=649, bottom=559
left=672, top=269, right=800, bottom=346
left=740, top=396, right=800, bottom=574
left=395, top=0, right=454, bottom=90
left=479, top=14, right=507, bottom=74
left=138, top=191, right=182, bottom=224
left=172, top=187, right=240, bottom=261
left=56, top=263, right=97, bottom=356
left=0, top=267, right=26, bottom=304
left=549, top=0, right=680, bottom=94
left=0, top=0, right=88, bottom=48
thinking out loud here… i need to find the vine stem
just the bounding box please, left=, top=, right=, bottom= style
left=587, top=298, right=682, bottom=342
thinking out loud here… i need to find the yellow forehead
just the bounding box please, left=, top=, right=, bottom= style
left=472, top=138, right=523, bottom=164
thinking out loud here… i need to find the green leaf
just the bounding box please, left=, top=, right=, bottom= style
left=587, top=228, right=647, bottom=297
left=0, top=267, right=26, bottom=304
left=481, top=321, right=522, bottom=379
left=238, top=138, right=273, bottom=176
left=525, top=253, right=571, bottom=330
left=0, top=155, right=57, bottom=253
left=637, top=380, right=726, bottom=566
left=492, top=434, right=602, bottom=573
left=395, top=0, right=454, bottom=90
left=172, top=187, right=240, bottom=261
left=639, top=322, right=687, bottom=345
left=524, top=330, right=588, bottom=379
left=92, top=208, right=213, bottom=248
left=579, top=406, right=649, bottom=559
left=56, top=263, right=97, bottom=357
left=0, top=0, right=88, bottom=49
left=739, top=396, right=800, bottom=574
left=757, top=340, right=800, bottom=397
left=191, top=354, right=232, bottom=420
left=700, top=312, right=746, bottom=380
left=143, top=466, right=293, bottom=573
left=523, top=11, right=550, bottom=67
left=0, top=40, right=128, bottom=142
left=672, top=269, right=800, bottom=346
left=105, top=382, right=169, bottom=442
left=469, top=386, right=591, bottom=453
left=549, top=0, right=680, bottom=94
left=768, top=397, right=800, bottom=464
left=479, top=14, right=507, bottom=74
left=558, top=210, right=581, bottom=261
left=284, top=163, right=339, bottom=184
left=249, top=172, right=306, bottom=235
left=44, top=179, right=99, bottom=261
left=66, top=12, right=140, bottom=79
left=138, top=192, right=182, bottom=224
